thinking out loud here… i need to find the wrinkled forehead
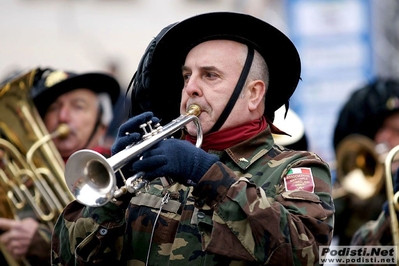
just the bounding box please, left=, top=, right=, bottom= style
left=184, top=39, right=248, bottom=66
left=185, top=35, right=256, bottom=57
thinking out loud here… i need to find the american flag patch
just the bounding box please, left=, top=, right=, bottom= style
left=284, top=167, right=315, bottom=193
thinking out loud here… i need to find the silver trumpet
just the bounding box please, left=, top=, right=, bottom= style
left=65, top=104, right=202, bottom=207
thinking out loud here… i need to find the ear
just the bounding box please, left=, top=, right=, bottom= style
left=100, top=124, right=108, bottom=134
left=247, top=80, right=266, bottom=112
left=96, top=124, right=108, bottom=137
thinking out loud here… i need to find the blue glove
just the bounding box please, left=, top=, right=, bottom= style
left=111, top=112, right=160, bottom=182
left=132, top=138, right=219, bottom=185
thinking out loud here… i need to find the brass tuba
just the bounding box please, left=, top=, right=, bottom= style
left=0, top=68, right=75, bottom=265
left=333, top=134, right=388, bottom=200
left=384, top=144, right=399, bottom=262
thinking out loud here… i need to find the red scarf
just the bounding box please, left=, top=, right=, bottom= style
left=185, top=116, right=267, bottom=151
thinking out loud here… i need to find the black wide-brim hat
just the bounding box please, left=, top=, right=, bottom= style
left=333, top=77, right=399, bottom=150
left=32, top=68, right=120, bottom=117
left=130, top=12, right=301, bottom=124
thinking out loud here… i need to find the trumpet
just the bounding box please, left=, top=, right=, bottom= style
left=65, top=104, right=202, bottom=207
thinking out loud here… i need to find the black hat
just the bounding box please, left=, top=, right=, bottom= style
left=32, top=68, right=120, bottom=117
left=333, top=77, right=399, bottom=150
left=130, top=12, right=301, bottom=124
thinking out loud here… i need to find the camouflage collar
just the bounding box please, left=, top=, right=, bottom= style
left=209, top=126, right=274, bottom=170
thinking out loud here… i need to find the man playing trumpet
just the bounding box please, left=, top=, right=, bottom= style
left=52, top=12, right=334, bottom=265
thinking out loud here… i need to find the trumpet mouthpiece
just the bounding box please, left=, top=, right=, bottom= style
left=187, top=104, right=201, bottom=117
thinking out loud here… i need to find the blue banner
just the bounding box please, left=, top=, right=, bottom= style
left=285, top=0, right=373, bottom=182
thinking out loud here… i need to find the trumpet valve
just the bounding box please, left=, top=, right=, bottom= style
left=141, top=120, right=162, bottom=140
left=140, top=122, right=151, bottom=138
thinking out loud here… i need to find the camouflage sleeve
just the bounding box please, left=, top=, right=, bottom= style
left=51, top=200, right=126, bottom=266
left=351, top=211, right=392, bottom=246
left=192, top=155, right=334, bottom=265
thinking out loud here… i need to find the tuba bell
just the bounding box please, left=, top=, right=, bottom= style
left=0, top=68, right=75, bottom=265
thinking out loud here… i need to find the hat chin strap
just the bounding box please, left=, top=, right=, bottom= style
left=208, top=46, right=254, bottom=133
left=82, top=107, right=103, bottom=149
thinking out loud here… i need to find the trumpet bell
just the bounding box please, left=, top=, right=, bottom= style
left=65, top=150, right=116, bottom=207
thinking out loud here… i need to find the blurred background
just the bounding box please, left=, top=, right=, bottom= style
left=1, top=0, right=399, bottom=180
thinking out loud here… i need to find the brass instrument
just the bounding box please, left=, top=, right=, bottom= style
left=384, top=145, right=399, bottom=261
left=0, top=185, right=19, bottom=266
left=0, top=69, right=75, bottom=265
left=65, top=104, right=203, bottom=207
left=333, top=134, right=388, bottom=200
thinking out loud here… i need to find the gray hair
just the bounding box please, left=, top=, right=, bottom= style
left=240, top=46, right=269, bottom=101
left=248, top=49, right=269, bottom=86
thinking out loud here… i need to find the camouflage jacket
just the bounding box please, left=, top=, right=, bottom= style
left=51, top=126, right=334, bottom=266
left=349, top=211, right=397, bottom=266
left=351, top=211, right=393, bottom=246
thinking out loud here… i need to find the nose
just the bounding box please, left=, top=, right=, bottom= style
left=184, top=76, right=203, bottom=97
left=58, top=105, right=71, bottom=122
